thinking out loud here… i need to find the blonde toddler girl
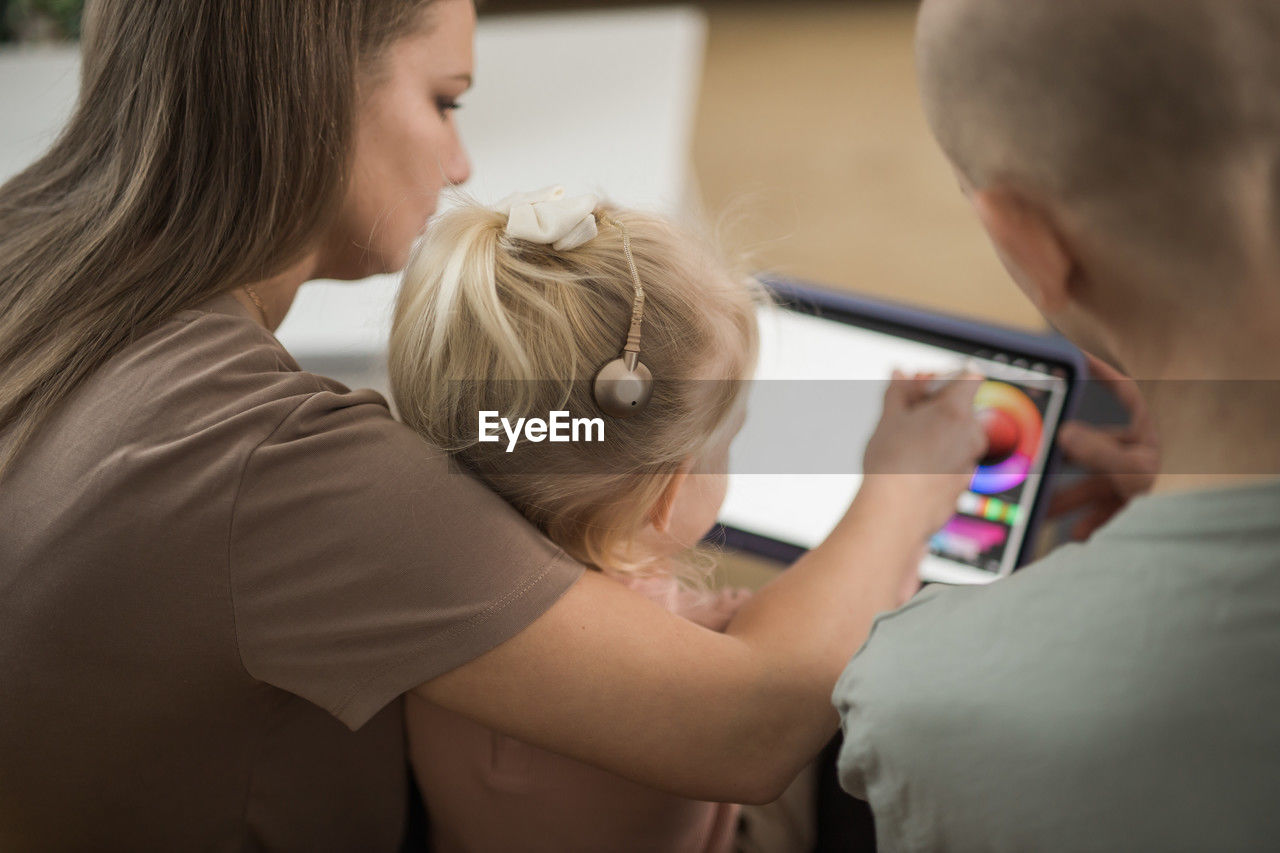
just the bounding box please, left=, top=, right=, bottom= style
left=390, top=187, right=765, bottom=853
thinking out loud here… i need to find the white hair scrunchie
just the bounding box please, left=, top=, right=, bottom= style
left=495, top=186, right=599, bottom=251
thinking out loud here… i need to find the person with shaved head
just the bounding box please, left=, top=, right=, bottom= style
left=833, top=1, right=1280, bottom=849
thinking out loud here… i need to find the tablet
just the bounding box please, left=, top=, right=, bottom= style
left=716, top=281, right=1084, bottom=585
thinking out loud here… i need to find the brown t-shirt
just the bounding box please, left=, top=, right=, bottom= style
left=0, top=292, right=583, bottom=851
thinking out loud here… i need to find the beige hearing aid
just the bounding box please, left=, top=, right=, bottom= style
left=592, top=217, right=653, bottom=418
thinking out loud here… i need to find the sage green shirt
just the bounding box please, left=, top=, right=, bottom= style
left=835, top=479, right=1280, bottom=852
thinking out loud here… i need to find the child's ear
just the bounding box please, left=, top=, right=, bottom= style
left=647, top=462, right=693, bottom=533
left=970, top=188, right=1074, bottom=315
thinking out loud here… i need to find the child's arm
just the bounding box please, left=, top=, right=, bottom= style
left=414, top=376, right=984, bottom=805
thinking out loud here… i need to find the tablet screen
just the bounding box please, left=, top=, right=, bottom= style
left=718, top=305, right=1070, bottom=584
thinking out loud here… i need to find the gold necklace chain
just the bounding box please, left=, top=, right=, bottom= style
left=241, top=283, right=269, bottom=326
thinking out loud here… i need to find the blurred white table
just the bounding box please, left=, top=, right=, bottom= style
left=0, top=6, right=707, bottom=392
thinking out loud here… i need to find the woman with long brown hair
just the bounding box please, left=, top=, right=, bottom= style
left=0, top=1, right=985, bottom=849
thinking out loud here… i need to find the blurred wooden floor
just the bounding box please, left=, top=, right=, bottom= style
left=692, top=2, right=1042, bottom=330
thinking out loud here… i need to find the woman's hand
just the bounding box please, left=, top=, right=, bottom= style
left=1048, top=355, right=1159, bottom=540
left=860, top=371, right=988, bottom=537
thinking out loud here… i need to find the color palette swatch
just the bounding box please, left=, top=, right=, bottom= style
left=957, top=491, right=1023, bottom=525
left=932, top=516, right=1010, bottom=562
left=969, top=381, right=1044, bottom=496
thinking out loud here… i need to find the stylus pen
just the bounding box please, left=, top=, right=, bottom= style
left=922, top=360, right=984, bottom=396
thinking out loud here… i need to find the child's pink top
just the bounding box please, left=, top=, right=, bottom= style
left=405, top=574, right=752, bottom=853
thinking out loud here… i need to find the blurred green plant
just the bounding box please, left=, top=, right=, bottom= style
left=6, top=0, right=84, bottom=41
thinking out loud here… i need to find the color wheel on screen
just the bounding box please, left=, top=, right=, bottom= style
left=970, top=381, right=1043, bottom=495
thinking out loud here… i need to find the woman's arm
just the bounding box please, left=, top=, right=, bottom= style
left=414, top=376, right=986, bottom=804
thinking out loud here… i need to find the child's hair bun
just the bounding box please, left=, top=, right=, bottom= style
left=496, top=186, right=599, bottom=252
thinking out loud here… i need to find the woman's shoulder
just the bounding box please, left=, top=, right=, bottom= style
left=144, top=292, right=360, bottom=400
left=23, top=290, right=417, bottom=495
left=98, top=292, right=393, bottom=439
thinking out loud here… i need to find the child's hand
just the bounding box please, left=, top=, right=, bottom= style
left=861, top=371, right=988, bottom=538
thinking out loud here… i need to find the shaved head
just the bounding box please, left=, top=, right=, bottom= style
left=917, top=0, right=1280, bottom=274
